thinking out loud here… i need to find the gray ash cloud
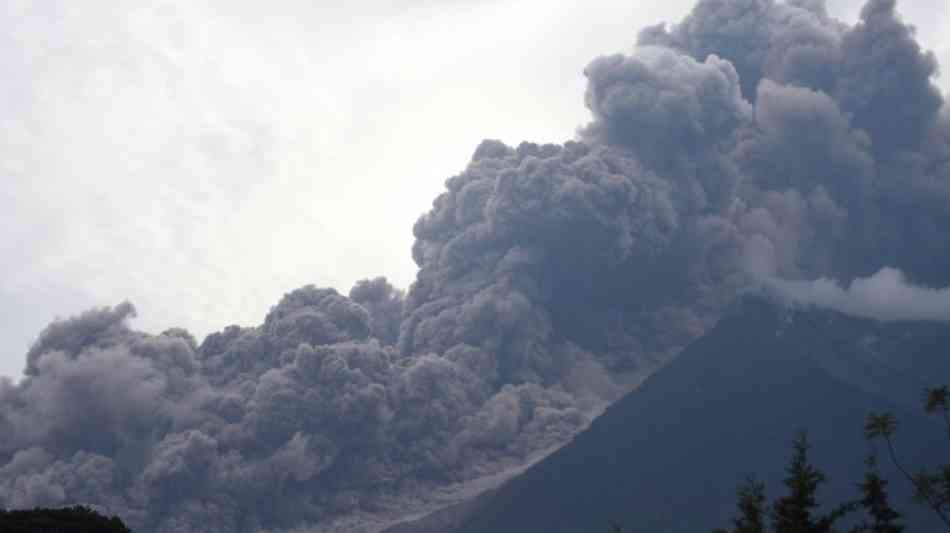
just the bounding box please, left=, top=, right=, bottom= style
left=2, top=1, right=949, bottom=531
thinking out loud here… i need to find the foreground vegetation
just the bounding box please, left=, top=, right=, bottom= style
left=604, top=386, right=950, bottom=533
left=0, top=505, right=131, bottom=532
left=710, top=386, right=950, bottom=533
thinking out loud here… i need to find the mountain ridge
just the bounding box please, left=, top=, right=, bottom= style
left=432, top=294, right=950, bottom=532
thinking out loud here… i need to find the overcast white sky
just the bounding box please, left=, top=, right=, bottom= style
left=1, top=0, right=947, bottom=379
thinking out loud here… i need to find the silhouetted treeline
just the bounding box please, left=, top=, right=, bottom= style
left=710, top=385, right=950, bottom=533
left=0, top=505, right=131, bottom=533
left=712, top=432, right=900, bottom=533
left=607, top=383, right=950, bottom=533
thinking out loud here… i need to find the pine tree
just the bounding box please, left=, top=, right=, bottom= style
left=771, top=431, right=838, bottom=533
left=714, top=476, right=767, bottom=533
left=850, top=456, right=903, bottom=533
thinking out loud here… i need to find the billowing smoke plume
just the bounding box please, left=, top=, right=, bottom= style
left=2, top=0, right=950, bottom=532
left=767, top=267, right=950, bottom=322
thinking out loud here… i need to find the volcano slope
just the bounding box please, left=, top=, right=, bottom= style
left=451, top=294, right=950, bottom=533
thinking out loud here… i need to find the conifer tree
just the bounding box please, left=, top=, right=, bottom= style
left=770, top=431, right=847, bottom=533
left=714, top=476, right=766, bottom=533
left=850, top=456, right=903, bottom=533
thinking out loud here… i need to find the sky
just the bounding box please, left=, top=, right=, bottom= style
left=2, top=0, right=948, bottom=380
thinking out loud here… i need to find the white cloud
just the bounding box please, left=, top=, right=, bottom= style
left=768, top=267, right=950, bottom=322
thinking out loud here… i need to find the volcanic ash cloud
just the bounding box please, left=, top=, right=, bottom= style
left=2, top=0, right=950, bottom=531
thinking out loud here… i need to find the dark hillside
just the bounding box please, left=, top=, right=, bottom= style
left=0, top=506, right=131, bottom=533
left=454, top=295, right=950, bottom=533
